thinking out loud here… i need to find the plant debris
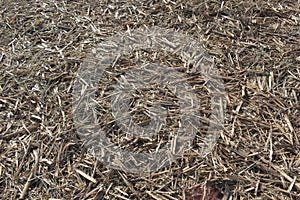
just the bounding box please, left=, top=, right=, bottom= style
left=0, top=0, right=299, bottom=199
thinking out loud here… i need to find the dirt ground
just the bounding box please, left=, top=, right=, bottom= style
left=0, top=0, right=299, bottom=199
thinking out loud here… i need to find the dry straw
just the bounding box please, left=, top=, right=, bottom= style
left=0, top=0, right=299, bottom=199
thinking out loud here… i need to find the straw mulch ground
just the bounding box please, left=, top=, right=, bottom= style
left=0, top=0, right=299, bottom=199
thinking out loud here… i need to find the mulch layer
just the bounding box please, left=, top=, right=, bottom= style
left=0, top=0, right=299, bottom=199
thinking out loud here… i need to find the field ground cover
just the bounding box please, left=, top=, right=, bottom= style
left=0, top=0, right=299, bottom=199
